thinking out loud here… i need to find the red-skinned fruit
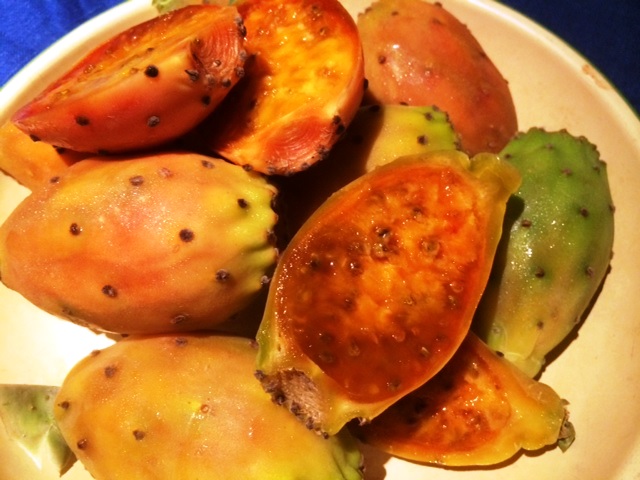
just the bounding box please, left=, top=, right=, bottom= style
left=11, top=5, right=247, bottom=154
left=350, top=333, right=575, bottom=466
left=193, top=0, right=365, bottom=175
left=256, top=150, right=521, bottom=436
left=357, top=0, right=518, bottom=155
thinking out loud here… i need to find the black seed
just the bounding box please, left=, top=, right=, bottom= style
left=129, top=175, right=144, bottom=186
left=221, top=78, right=232, bottom=88
left=77, top=438, right=88, bottom=450
left=216, top=269, right=231, bottom=282
left=579, top=207, right=589, bottom=217
left=521, top=219, right=532, bottom=227
left=171, top=314, right=189, bottom=325
left=417, top=134, right=427, bottom=145
left=496, top=350, right=505, bottom=357
left=175, top=337, right=188, bottom=347
left=242, top=164, right=254, bottom=172
left=202, top=159, right=215, bottom=169
left=201, top=95, right=211, bottom=106
left=237, top=198, right=249, bottom=208
left=537, top=320, right=544, bottom=330
left=133, top=430, right=146, bottom=440
left=534, top=267, right=546, bottom=278
left=29, top=134, right=40, bottom=142
left=179, top=229, right=195, bottom=242
left=104, top=365, right=117, bottom=378
left=147, top=116, right=161, bottom=127
left=49, top=176, right=60, bottom=184
left=185, top=69, right=200, bottom=81
left=54, top=146, right=67, bottom=154
left=69, top=223, right=82, bottom=236
left=75, top=116, right=90, bottom=126
left=102, top=285, right=117, bottom=298
left=58, top=400, right=70, bottom=410
left=144, top=65, right=159, bottom=77
left=378, top=54, right=387, bottom=64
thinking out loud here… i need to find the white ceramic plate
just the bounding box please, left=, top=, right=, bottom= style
left=1, top=1, right=639, bottom=479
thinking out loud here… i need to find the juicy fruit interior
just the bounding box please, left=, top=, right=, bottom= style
left=257, top=150, right=521, bottom=435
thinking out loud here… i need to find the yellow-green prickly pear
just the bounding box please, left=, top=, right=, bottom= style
left=473, top=128, right=615, bottom=377
left=54, top=334, right=364, bottom=480
left=0, top=151, right=278, bottom=334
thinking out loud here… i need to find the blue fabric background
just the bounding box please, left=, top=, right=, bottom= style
left=0, top=0, right=638, bottom=114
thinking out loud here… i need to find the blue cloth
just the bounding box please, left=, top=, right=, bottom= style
left=1, top=0, right=638, bottom=113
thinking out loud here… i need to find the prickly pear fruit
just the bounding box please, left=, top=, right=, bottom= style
left=54, top=334, right=364, bottom=480
left=195, top=0, right=365, bottom=175
left=11, top=5, right=247, bottom=154
left=351, top=333, right=575, bottom=466
left=256, top=150, right=521, bottom=436
left=357, top=0, right=518, bottom=155
left=278, top=103, right=460, bottom=236
left=473, top=128, right=615, bottom=377
left=0, top=151, right=278, bottom=334
left=0, top=121, right=86, bottom=190
left=0, top=384, right=76, bottom=475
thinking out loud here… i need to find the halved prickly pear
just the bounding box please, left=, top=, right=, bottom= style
left=193, top=0, right=365, bottom=175
left=0, top=384, right=76, bottom=475
left=54, top=334, right=364, bottom=480
left=350, top=333, right=575, bottom=466
left=277, top=103, right=460, bottom=237
left=11, top=5, right=247, bottom=154
left=256, top=150, right=521, bottom=436
left=473, top=128, right=615, bottom=377
left=0, top=151, right=278, bottom=334
left=0, top=121, right=86, bottom=190
left=357, top=0, right=518, bottom=155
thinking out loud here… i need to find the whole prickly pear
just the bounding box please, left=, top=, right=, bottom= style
left=0, top=151, right=278, bottom=334
left=256, top=150, right=520, bottom=436
left=357, top=0, right=518, bottom=155
left=473, top=128, right=615, bottom=377
left=54, top=334, right=364, bottom=479
left=11, top=5, right=247, bottom=154
left=351, top=333, right=575, bottom=466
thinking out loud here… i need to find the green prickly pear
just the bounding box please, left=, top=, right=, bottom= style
left=0, top=384, right=76, bottom=476
left=54, top=334, right=364, bottom=480
left=473, top=128, right=615, bottom=377
left=256, top=150, right=520, bottom=436
left=0, top=151, right=278, bottom=334
left=278, top=103, right=460, bottom=237
left=11, top=5, right=247, bottom=154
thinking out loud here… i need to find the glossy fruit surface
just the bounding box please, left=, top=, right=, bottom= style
left=257, top=150, right=520, bottom=435
left=12, top=5, right=247, bottom=154
left=358, top=0, right=518, bottom=155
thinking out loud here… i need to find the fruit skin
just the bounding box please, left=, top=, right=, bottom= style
left=12, top=5, right=247, bottom=154
left=0, top=121, right=86, bottom=190
left=194, top=0, right=365, bottom=175
left=357, top=0, right=518, bottom=155
left=473, top=128, right=615, bottom=377
left=0, top=384, right=76, bottom=475
left=256, top=150, right=520, bottom=436
left=277, top=103, right=460, bottom=237
left=0, top=151, right=278, bottom=334
left=54, top=334, right=364, bottom=480
left=351, top=333, right=574, bottom=466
